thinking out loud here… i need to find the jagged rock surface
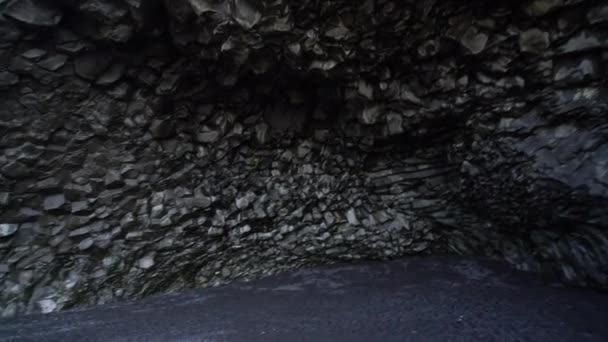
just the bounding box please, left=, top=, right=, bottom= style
left=0, top=0, right=607, bottom=316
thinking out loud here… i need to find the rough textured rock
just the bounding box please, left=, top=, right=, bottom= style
left=0, top=0, right=607, bottom=317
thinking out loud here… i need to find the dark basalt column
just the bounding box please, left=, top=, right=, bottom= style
left=0, top=0, right=607, bottom=316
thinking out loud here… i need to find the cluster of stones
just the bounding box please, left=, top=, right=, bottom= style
left=0, top=0, right=607, bottom=316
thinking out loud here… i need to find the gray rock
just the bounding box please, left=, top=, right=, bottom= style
left=385, top=113, right=403, bottom=136
left=346, top=208, right=360, bottom=226
left=120, top=213, right=135, bottom=228
left=156, top=70, right=181, bottom=95
left=0, top=192, right=9, bottom=207
left=78, top=0, right=129, bottom=21
left=188, top=0, right=222, bottom=15
left=519, top=29, right=550, bottom=54
left=524, top=0, right=564, bottom=16
left=358, top=105, right=381, bottom=125
left=151, top=204, right=164, bottom=219
left=235, top=195, right=251, bottom=209
left=78, top=238, right=94, bottom=251
left=69, top=226, right=92, bottom=237
left=0, top=71, right=19, bottom=86
left=43, top=194, right=66, bottom=211
left=75, top=52, right=111, bottom=80
left=22, top=48, right=47, bottom=59
left=104, top=170, right=124, bottom=188
left=4, top=0, right=62, bottom=26
left=38, top=54, right=68, bottom=71
left=460, top=27, right=488, bottom=55
left=197, top=130, right=220, bottom=143
left=192, top=194, right=212, bottom=208
left=97, top=62, right=126, bottom=85
left=418, top=39, right=440, bottom=57
left=255, top=123, right=270, bottom=144
left=411, top=241, right=429, bottom=252
left=559, top=31, right=607, bottom=54
left=138, top=254, right=155, bottom=269
left=34, top=177, right=62, bottom=192
left=71, top=201, right=90, bottom=214
left=0, top=224, right=18, bottom=237
left=238, top=225, right=252, bottom=235
left=212, top=210, right=226, bottom=226
left=357, top=80, right=374, bottom=100
left=149, top=119, right=175, bottom=139
left=64, top=184, right=93, bottom=201
left=37, top=299, right=57, bottom=314
left=208, top=227, right=224, bottom=237
left=231, top=0, right=263, bottom=29
left=588, top=4, right=608, bottom=24
left=554, top=56, right=601, bottom=84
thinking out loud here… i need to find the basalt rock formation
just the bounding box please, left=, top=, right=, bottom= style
left=0, top=0, right=607, bottom=317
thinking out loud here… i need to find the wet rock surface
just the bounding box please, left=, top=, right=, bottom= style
left=1, top=257, right=608, bottom=342
left=0, top=0, right=607, bottom=316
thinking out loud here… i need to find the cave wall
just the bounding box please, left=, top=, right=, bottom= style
left=1, top=0, right=607, bottom=316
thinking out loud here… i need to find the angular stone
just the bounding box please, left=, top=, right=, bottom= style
left=235, top=195, right=251, bottom=209
left=212, top=210, right=226, bottom=226
left=37, top=299, right=57, bottom=314
left=358, top=105, right=381, bottom=125
left=17, top=207, right=42, bottom=220
left=460, top=27, right=488, bottom=55
left=22, top=48, right=47, bottom=59
left=120, top=213, right=135, bottom=228
left=4, top=0, right=62, bottom=26
left=69, top=226, right=92, bottom=237
left=232, top=0, right=262, bottom=29
left=588, top=4, right=608, bottom=24
left=519, top=29, right=550, bottom=54
left=0, top=72, right=19, bottom=87
left=524, top=0, right=563, bottom=16
left=238, top=225, right=252, bottom=235
left=0, top=192, right=9, bottom=207
left=99, top=23, right=133, bottom=42
left=78, top=238, right=94, bottom=250
left=137, top=254, right=155, bottom=269
left=347, top=208, right=360, bottom=226
left=188, top=0, right=221, bottom=15
left=412, top=241, right=429, bottom=252
left=151, top=204, right=164, bottom=219
left=192, top=194, right=212, bottom=208
left=255, top=123, right=270, bottom=144
left=385, top=113, right=404, bottom=136
left=156, top=71, right=181, bottom=95
left=78, top=0, right=129, bottom=21
left=0, top=224, right=18, bottom=237
left=104, top=170, right=123, bottom=188
left=64, top=183, right=93, bottom=200
left=74, top=52, right=111, bottom=80
left=71, top=201, right=90, bottom=214
left=559, top=31, right=608, bottom=54
left=197, top=130, right=220, bottom=143
left=96, top=62, right=126, bottom=85
left=418, top=39, right=440, bottom=57
left=149, top=119, right=175, bottom=139
left=34, top=177, right=62, bottom=192
left=208, top=227, right=224, bottom=237
left=43, top=194, right=66, bottom=211
left=554, top=56, right=601, bottom=84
